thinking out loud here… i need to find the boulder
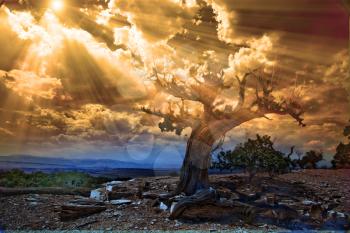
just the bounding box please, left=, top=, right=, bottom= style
left=90, top=187, right=107, bottom=201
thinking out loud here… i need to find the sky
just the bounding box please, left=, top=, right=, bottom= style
left=0, top=0, right=349, bottom=165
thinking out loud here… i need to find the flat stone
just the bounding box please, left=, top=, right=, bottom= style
left=110, top=199, right=132, bottom=205
left=142, top=191, right=159, bottom=199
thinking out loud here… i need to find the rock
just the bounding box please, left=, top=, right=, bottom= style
left=328, top=211, right=346, bottom=218
left=25, top=197, right=38, bottom=202
left=108, top=191, right=134, bottom=200
left=309, top=204, right=326, bottom=221
left=159, top=202, right=168, bottom=211
left=109, top=199, right=132, bottom=205
left=59, top=199, right=106, bottom=221
left=142, top=191, right=159, bottom=199
left=260, top=205, right=298, bottom=223
left=90, top=188, right=107, bottom=201
left=105, top=181, right=123, bottom=192
left=236, top=187, right=260, bottom=201
left=278, top=199, right=297, bottom=207
left=76, top=219, right=99, bottom=228
left=132, top=200, right=142, bottom=205
left=302, top=200, right=317, bottom=206
left=113, top=211, right=121, bottom=216
left=174, top=220, right=182, bottom=227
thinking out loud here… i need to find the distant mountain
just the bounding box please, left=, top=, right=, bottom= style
left=0, top=154, right=154, bottom=170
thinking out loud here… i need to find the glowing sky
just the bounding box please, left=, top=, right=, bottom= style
left=0, top=0, right=348, bottom=163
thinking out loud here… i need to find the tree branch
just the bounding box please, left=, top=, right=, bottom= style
left=140, top=104, right=200, bottom=135
left=151, top=68, right=200, bottom=102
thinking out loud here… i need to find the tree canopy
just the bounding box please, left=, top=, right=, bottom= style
left=212, top=134, right=290, bottom=181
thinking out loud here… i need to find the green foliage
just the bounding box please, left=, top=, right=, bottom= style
left=212, top=134, right=290, bottom=181
left=0, top=169, right=110, bottom=188
left=331, top=120, right=350, bottom=168
left=332, top=143, right=350, bottom=168
left=299, top=150, right=323, bottom=169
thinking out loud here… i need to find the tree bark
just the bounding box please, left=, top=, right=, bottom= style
left=176, top=124, right=215, bottom=195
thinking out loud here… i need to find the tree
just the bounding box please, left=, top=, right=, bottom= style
left=140, top=15, right=305, bottom=196
left=299, top=150, right=323, bottom=169
left=212, top=135, right=290, bottom=181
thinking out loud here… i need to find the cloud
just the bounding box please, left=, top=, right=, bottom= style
left=0, top=127, right=14, bottom=137
left=0, top=0, right=348, bottom=160
left=305, top=140, right=323, bottom=147
left=323, top=49, right=349, bottom=101
left=205, top=0, right=236, bottom=43
left=30, top=104, right=142, bottom=144
left=1, top=69, right=62, bottom=100
left=224, top=35, right=274, bottom=81
left=3, top=8, right=148, bottom=106
left=109, top=0, right=198, bottom=42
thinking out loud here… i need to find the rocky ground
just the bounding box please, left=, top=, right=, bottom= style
left=0, top=169, right=349, bottom=231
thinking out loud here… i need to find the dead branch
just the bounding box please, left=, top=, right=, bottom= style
left=250, top=70, right=306, bottom=127
left=140, top=105, right=200, bottom=135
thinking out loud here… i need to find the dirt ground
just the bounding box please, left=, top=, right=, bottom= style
left=0, top=169, right=349, bottom=231
left=279, top=169, right=350, bottom=213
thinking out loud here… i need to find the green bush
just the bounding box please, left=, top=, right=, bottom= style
left=0, top=170, right=110, bottom=188
left=332, top=120, right=350, bottom=168
left=299, top=150, right=323, bottom=169
left=212, top=134, right=290, bottom=181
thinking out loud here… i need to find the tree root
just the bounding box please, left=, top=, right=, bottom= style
left=169, top=188, right=254, bottom=221
left=169, top=188, right=216, bottom=219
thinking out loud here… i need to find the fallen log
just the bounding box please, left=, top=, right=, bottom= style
left=59, top=199, right=106, bottom=221
left=0, top=187, right=91, bottom=197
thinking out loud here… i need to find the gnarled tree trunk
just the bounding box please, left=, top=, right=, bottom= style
left=176, top=124, right=216, bottom=195
left=176, top=113, right=259, bottom=195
